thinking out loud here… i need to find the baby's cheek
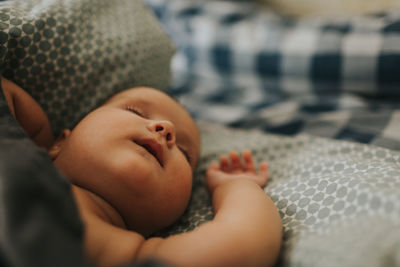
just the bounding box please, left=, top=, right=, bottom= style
left=159, top=179, right=191, bottom=226
left=109, top=155, right=156, bottom=192
left=173, top=170, right=193, bottom=207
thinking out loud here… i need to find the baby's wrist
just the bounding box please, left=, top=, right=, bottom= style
left=211, top=179, right=264, bottom=211
left=211, top=179, right=259, bottom=196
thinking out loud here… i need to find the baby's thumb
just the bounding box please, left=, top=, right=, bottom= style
left=206, top=162, right=221, bottom=194
left=258, top=162, right=269, bottom=186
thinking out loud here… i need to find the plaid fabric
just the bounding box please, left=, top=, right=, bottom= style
left=144, top=0, right=400, bottom=151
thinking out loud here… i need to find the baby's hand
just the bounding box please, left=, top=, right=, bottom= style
left=206, top=150, right=268, bottom=194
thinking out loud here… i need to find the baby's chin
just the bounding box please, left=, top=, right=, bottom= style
left=124, top=201, right=189, bottom=237
left=126, top=215, right=180, bottom=237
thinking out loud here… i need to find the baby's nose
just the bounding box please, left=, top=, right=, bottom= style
left=149, top=120, right=176, bottom=148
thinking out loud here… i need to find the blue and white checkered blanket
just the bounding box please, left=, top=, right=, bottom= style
left=145, top=0, right=400, bottom=151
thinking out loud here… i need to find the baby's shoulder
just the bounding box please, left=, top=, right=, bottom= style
left=72, top=186, right=146, bottom=266
left=85, top=214, right=145, bottom=266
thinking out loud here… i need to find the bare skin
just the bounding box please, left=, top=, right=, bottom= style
left=1, top=78, right=282, bottom=267
left=1, top=77, right=54, bottom=148
left=137, top=151, right=283, bottom=267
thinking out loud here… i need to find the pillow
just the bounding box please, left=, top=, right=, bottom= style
left=0, top=0, right=175, bottom=135
left=255, top=0, right=400, bottom=17
left=145, top=0, right=400, bottom=99
left=162, top=123, right=400, bottom=267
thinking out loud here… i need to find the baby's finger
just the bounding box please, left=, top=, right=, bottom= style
left=229, top=151, right=242, bottom=170
left=242, top=149, right=255, bottom=172
left=220, top=155, right=230, bottom=172
left=207, top=162, right=219, bottom=171
left=259, top=162, right=269, bottom=181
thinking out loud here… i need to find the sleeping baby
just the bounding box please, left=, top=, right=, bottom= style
left=1, top=77, right=282, bottom=267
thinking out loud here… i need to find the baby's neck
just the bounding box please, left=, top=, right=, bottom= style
left=72, top=185, right=127, bottom=229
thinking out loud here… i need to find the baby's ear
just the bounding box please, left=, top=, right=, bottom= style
left=48, top=129, right=71, bottom=160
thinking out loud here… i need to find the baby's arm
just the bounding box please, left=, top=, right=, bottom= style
left=137, top=150, right=282, bottom=267
left=1, top=77, right=53, bottom=148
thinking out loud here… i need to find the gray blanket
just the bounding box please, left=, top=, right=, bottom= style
left=162, top=124, right=400, bottom=267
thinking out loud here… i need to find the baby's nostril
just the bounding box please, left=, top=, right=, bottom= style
left=166, top=133, right=171, bottom=141
left=156, top=126, right=163, bottom=131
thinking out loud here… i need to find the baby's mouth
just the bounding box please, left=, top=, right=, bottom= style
left=137, top=140, right=164, bottom=167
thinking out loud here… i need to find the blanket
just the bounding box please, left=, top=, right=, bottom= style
left=1, top=0, right=400, bottom=266
left=145, top=0, right=400, bottom=151
left=0, top=0, right=174, bottom=266
left=162, top=123, right=400, bottom=267
left=145, top=1, right=400, bottom=266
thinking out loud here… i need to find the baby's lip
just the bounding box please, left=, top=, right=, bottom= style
left=136, top=139, right=164, bottom=167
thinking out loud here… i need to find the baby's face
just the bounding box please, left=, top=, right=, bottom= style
left=52, top=87, right=200, bottom=236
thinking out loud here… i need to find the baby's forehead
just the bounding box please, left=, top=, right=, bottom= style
left=108, top=88, right=191, bottom=122
left=108, top=87, right=172, bottom=104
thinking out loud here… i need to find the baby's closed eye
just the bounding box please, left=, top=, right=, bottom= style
left=125, top=105, right=145, bottom=118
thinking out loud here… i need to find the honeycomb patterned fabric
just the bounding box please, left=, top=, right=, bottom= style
left=1, top=1, right=400, bottom=267
left=0, top=0, right=175, bottom=135
left=162, top=124, right=400, bottom=267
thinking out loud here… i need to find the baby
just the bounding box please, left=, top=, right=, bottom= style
left=1, top=77, right=282, bottom=267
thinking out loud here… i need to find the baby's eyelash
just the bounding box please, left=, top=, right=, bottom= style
left=125, top=105, right=143, bottom=117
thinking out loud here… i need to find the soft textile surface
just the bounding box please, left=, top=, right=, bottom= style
left=145, top=0, right=400, bottom=150
left=0, top=0, right=174, bottom=266
left=162, top=123, right=400, bottom=266
left=0, top=1, right=399, bottom=267
left=144, top=2, right=400, bottom=265
left=149, top=0, right=400, bottom=97
left=0, top=88, right=88, bottom=267
left=256, top=0, right=400, bottom=17
left=0, top=0, right=174, bottom=135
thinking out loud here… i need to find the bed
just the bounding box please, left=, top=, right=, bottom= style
left=145, top=0, right=400, bottom=265
left=0, top=0, right=400, bottom=266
